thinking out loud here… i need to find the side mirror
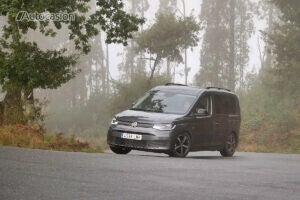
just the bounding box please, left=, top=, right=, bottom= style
left=195, top=108, right=208, bottom=116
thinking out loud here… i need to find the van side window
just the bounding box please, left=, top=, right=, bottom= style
left=227, top=96, right=237, bottom=114
left=214, top=95, right=237, bottom=114
left=214, top=95, right=225, bottom=114
left=195, top=95, right=211, bottom=115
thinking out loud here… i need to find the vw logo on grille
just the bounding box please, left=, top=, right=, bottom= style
left=131, top=122, right=138, bottom=128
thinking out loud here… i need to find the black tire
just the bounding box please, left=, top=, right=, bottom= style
left=110, top=146, right=131, bottom=154
left=220, top=133, right=237, bottom=157
left=169, top=133, right=191, bottom=158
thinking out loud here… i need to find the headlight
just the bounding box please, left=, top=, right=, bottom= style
left=111, top=117, right=118, bottom=125
left=153, top=124, right=175, bottom=131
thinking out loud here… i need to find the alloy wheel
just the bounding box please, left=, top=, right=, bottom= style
left=220, top=133, right=237, bottom=157
left=173, top=134, right=191, bottom=157
left=226, top=134, right=236, bottom=154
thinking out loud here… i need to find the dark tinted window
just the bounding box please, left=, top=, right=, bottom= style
left=195, top=95, right=211, bottom=114
left=227, top=96, right=237, bottom=114
left=214, top=94, right=237, bottom=114
left=214, top=95, right=225, bottom=114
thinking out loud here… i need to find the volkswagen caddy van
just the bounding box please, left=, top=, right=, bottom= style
left=107, top=83, right=241, bottom=157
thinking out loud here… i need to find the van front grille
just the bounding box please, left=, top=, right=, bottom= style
left=118, top=120, right=153, bottom=128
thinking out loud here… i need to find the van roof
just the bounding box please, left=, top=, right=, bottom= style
left=152, top=84, right=235, bottom=96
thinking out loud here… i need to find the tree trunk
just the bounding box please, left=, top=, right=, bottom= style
left=98, top=32, right=106, bottom=95
left=24, top=89, right=35, bottom=123
left=166, top=59, right=171, bottom=80
left=182, top=0, right=188, bottom=85
left=148, top=56, right=160, bottom=88
left=3, top=86, right=24, bottom=125
left=264, top=3, right=274, bottom=70
left=106, top=43, right=110, bottom=95
left=0, top=101, right=4, bottom=125
left=228, top=0, right=236, bottom=91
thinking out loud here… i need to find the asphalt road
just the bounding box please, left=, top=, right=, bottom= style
left=0, top=146, right=300, bottom=200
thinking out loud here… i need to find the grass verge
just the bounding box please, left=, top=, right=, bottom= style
left=2, top=123, right=298, bottom=154
left=0, top=124, right=102, bottom=153
left=237, top=129, right=300, bottom=154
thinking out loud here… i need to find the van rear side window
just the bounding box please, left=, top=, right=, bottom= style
left=214, top=95, right=237, bottom=115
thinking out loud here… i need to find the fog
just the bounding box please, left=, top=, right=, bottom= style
left=109, top=0, right=265, bottom=83
left=0, top=0, right=298, bottom=153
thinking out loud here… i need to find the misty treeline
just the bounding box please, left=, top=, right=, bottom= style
left=0, top=0, right=144, bottom=127
left=0, top=0, right=299, bottom=150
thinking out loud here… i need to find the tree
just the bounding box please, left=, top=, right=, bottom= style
left=228, top=0, right=236, bottom=91
left=195, top=0, right=253, bottom=91
left=158, top=0, right=178, bottom=81
left=240, top=0, right=299, bottom=136
left=268, top=0, right=300, bottom=100
left=135, top=13, right=200, bottom=87
left=119, top=0, right=149, bottom=82
left=158, top=0, right=177, bottom=14
left=0, top=0, right=144, bottom=124
left=257, top=0, right=278, bottom=72
left=195, top=0, right=229, bottom=88
left=233, top=0, right=254, bottom=90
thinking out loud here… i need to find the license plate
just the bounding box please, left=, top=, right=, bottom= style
left=121, top=133, right=142, bottom=140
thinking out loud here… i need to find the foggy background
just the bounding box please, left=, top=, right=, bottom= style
left=109, top=0, right=264, bottom=83
left=1, top=0, right=297, bottom=153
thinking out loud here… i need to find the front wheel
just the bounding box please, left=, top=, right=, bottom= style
left=169, top=133, right=191, bottom=158
left=110, top=146, right=131, bottom=154
left=220, top=133, right=237, bottom=157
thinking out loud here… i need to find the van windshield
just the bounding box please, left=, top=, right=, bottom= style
left=131, top=90, right=197, bottom=114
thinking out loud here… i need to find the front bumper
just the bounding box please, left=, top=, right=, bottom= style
left=107, top=125, right=172, bottom=152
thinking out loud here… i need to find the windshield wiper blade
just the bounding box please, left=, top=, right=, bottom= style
left=130, top=108, right=163, bottom=113
left=143, top=108, right=163, bottom=113
left=152, top=109, right=163, bottom=113
left=130, top=108, right=146, bottom=111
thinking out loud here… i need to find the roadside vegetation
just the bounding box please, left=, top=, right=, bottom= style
left=238, top=130, right=300, bottom=154
left=0, top=124, right=102, bottom=152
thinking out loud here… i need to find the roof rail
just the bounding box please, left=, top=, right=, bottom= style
left=206, top=86, right=231, bottom=92
left=165, top=83, right=187, bottom=86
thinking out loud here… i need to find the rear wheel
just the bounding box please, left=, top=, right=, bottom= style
left=110, top=146, right=131, bottom=154
left=220, top=133, right=236, bottom=157
left=169, top=133, right=191, bottom=158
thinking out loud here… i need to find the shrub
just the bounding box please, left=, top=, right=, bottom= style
left=0, top=124, right=102, bottom=153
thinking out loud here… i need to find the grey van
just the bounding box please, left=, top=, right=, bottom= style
left=107, top=83, right=241, bottom=157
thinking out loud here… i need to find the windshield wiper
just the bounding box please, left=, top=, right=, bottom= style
left=130, top=108, right=163, bottom=113
left=130, top=108, right=147, bottom=111
left=150, top=109, right=163, bottom=113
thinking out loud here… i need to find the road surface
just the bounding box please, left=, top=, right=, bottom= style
left=0, top=146, right=299, bottom=200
